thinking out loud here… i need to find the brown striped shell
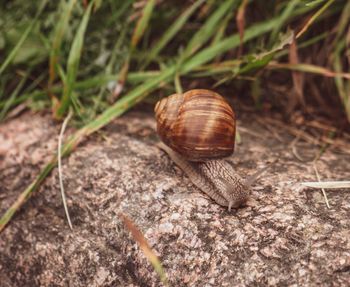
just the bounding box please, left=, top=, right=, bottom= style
left=154, top=89, right=236, bottom=162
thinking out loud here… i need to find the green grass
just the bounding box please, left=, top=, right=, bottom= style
left=0, top=0, right=347, bottom=121
left=0, top=0, right=48, bottom=75
left=1, top=0, right=349, bottom=281
left=55, top=1, right=93, bottom=118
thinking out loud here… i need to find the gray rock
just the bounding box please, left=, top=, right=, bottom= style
left=0, top=110, right=349, bottom=286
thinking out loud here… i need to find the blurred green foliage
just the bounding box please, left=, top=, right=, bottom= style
left=0, top=0, right=349, bottom=121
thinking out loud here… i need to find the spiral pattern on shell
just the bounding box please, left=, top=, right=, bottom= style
left=154, top=89, right=236, bottom=162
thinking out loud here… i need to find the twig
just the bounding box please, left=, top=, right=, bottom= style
left=290, top=136, right=309, bottom=162
left=238, top=126, right=266, bottom=140
left=263, top=117, right=350, bottom=155
left=313, top=164, right=330, bottom=209
left=58, top=110, right=74, bottom=229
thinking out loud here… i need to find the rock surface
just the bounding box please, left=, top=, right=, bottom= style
left=0, top=110, right=349, bottom=286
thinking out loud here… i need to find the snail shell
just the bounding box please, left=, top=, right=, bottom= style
left=154, top=89, right=236, bottom=162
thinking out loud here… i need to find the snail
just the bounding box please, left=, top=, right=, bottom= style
left=155, top=89, right=266, bottom=211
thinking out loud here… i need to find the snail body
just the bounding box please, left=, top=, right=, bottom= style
left=157, top=142, right=249, bottom=210
left=155, top=89, right=251, bottom=210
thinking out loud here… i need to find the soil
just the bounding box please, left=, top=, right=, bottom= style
left=0, top=109, right=349, bottom=286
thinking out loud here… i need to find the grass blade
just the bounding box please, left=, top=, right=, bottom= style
left=0, top=71, right=29, bottom=121
left=289, top=34, right=305, bottom=109
left=211, top=8, right=234, bottom=48
left=313, top=165, right=330, bottom=208
left=0, top=0, right=48, bottom=75
left=182, top=0, right=237, bottom=59
left=296, top=0, right=336, bottom=38
left=119, top=213, right=168, bottom=285
left=49, top=0, right=77, bottom=88
left=267, top=62, right=350, bottom=79
left=131, top=0, right=156, bottom=48
left=143, top=0, right=205, bottom=68
left=301, top=181, right=350, bottom=189
left=55, top=1, right=93, bottom=118
left=182, top=16, right=279, bottom=73
left=332, top=1, right=350, bottom=122
left=0, top=70, right=162, bottom=111
left=236, top=0, right=249, bottom=56
left=114, top=0, right=156, bottom=99
left=0, top=159, right=57, bottom=232
left=58, top=110, right=74, bottom=229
